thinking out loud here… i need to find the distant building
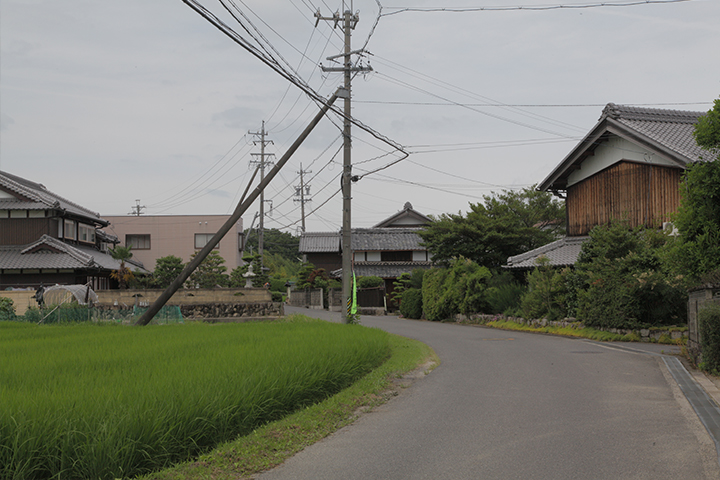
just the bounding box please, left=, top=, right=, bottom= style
left=103, top=215, right=244, bottom=272
left=0, top=170, right=147, bottom=289
left=299, top=202, right=434, bottom=302
left=506, top=103, right=707, bottom=270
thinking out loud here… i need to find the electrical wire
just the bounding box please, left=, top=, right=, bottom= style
left=381, top=0, right=693, bottom=16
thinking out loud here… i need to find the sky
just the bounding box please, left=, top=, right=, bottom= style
left=1, top=0, right=718, bottom=235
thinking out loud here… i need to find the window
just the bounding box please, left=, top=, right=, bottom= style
left=381, top=251, right=412, bottom=262
left=195, top=233, right=219, bottom=249
left=79, top=224, right=96, bottom=244
left=126, top=234, right=151, bottom=250
left=64, top=219, right=76, bottom=240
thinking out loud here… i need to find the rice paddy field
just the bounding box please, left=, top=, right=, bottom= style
left=0, top=316, right=391, bottom=480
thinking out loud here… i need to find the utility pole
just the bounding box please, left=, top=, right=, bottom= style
left=129, top=199, right=145, bottom=216
left=317, top=5, right=372, bottom=323
left=249, top=121, right=274, bottom=267
left=294, top=163, right=312, bottom=233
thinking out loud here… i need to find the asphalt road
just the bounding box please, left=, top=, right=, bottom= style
left=257, top=308, right=720, bottom=479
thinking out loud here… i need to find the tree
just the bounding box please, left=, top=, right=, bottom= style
left=419, top=186, right=565, bottom=269
left=667, top=98, right=720, bottom=282
left=186, top=251, right=229, bottom=289
left=109, top=245, right=134, bottom=289
left=153, top=255, right=184, bottom=289
left=575, top=222, right=685, bottom=329
left=693, top=98, right=720, bottom=157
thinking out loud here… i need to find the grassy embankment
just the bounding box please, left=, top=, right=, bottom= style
left=0, top=316, right=433, bottom=480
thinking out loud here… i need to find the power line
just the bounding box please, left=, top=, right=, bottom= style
left=381, top=0, right=693, bottom=16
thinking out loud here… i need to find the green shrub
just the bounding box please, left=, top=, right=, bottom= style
left=422, top=258, right=491, bottom=321
left=699, top=303, right=720, bottom=374
left=399, top=288, right=423, bottom=319
left=357, top=276, right=384, bottom=289
left=520, top=258, right=570, bottom=321
left=0, top=297, right=15, bottom=321
left=485, top=283, right=526, bottom=315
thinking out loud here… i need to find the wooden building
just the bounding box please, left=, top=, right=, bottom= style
left=506, top=103, right=707, bottom=269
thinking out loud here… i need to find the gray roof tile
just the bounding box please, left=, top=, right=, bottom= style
left=505, top=236, right=589, bottom=269
left=352, top=228, right=425, bottom=251
left=0, top=235, right=148, bottom=273
left=298, top=232, right=341, bottom=253
left=0, top=171, right=107, bottom=225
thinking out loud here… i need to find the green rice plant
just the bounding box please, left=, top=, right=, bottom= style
left=0, top=317, right=390, bottom=480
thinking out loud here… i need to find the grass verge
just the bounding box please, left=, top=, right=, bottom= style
left=485, top=319, right=642, bottom=342
left=136, top=332, right=437, bottom=480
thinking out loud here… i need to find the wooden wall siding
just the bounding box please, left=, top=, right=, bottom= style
left=0, top=218, right=58, bottom=245
left=566, top=162, right=682, bottom=236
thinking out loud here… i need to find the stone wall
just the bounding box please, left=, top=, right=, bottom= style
left=96, top=288, right=271, bottom=306
left=180, top=302, right=284, bottom=320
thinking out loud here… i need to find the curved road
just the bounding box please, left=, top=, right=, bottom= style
left=257, top=308, right=720, bottom=479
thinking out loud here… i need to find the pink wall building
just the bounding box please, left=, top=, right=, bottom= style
left=103, top=215, right=244, bottom=272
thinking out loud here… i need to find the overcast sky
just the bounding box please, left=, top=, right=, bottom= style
left=1, top=0, right=718, bottom=234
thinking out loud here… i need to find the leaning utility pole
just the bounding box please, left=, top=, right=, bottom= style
left=294, top=163, right=312, bottom=233
left=317, top=6, right=372, bottom=322
left=249, top=121, right=274, bottom=267
left=136, top=89, right=342, bottom=326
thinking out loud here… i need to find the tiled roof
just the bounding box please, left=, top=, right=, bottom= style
left=299, top=232, right=341, bottom=253
left=353, top=261, right=433, bottom=278
left=0, top=171, right=108, bottom=225
left=299, top=228, right=428, bottom=252
left=504, top=236, right=589, bottom=270
left=0, top=235, right=148, bottom=273
left=372, top=202, right=433, bottom=228
left=352, top=228, right=425, bottom=251
left=603, top=103, right=706, bottom=163
left=332, top=261, right=434, bottom=279
left=539, top=103, right=708, bottom=192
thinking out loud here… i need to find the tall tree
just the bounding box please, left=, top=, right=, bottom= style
left=153, top=255, right=184, bottom=289
left=244, top=228, right=300, bottom=261
left=186, top=251, right=229, bottom=289
left=669, top=98, right=720, bottom=281
left=419, top=186, right=565, bottom=269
